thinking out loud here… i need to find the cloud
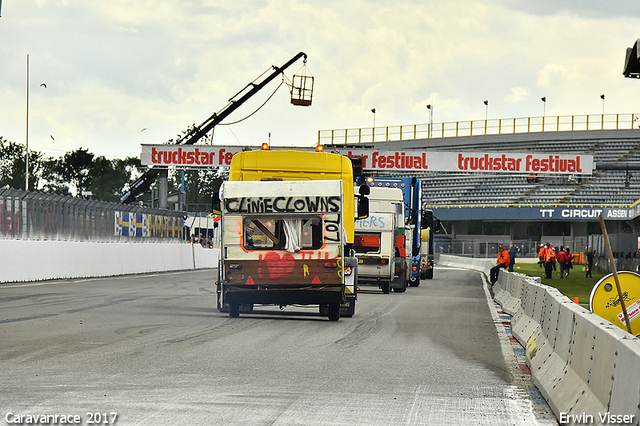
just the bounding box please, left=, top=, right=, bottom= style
left=537, top=64, right=570, bottom=88
left=504, top=0, right=640, bottom=18
left=505, top=87, right=531, bottom=104
left=3, top=1, right=640, bottom=159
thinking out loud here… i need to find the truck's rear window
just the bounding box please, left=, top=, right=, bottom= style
left=243, top=217, right=323, bottom=251
left=354, top=233, right=381, bottom=254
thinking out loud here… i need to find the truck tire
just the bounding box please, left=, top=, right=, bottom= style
left=229, top=303, right=240, bottom=318
left=425, top=268, right=433, bottom=279
left=319, top=304, right=330, bottom=316
left=341, top=300, right=356, bottom=317
left=328, top=303, right=341, bottom=321
left=382, top=282, right=391, bottom=294
left=393, top=278, right=407, bottom=292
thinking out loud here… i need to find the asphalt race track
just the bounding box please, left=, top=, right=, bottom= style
left=0, top=268, right=558, bottom=425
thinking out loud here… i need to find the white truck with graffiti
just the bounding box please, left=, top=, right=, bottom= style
left=216, top=148, right=367, bottom=321
left=353, top=187, right=407, bottom=293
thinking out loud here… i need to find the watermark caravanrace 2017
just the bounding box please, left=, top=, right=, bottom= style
left=140, top=145, right=594, bottom=175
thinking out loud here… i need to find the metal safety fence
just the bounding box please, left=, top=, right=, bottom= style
left=318, top=113, right=640, bottom=145
left=0, top=188, right=185, bottom=242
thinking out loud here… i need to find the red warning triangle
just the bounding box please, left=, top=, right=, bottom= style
left=246, top=276, right=255, bottom=284
left=311, top=276, right=321, bottom=284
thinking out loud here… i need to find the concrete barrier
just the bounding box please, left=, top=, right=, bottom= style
left=444, top=254, right=640, bottom=424
left=610, top=336, right=640, bottom=422
left=0, top=239, right=219, bottom=283
left=437, top=254, right=493, bottom=275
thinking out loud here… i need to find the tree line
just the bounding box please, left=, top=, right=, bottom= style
left=0, top=136, right=224, bottom=212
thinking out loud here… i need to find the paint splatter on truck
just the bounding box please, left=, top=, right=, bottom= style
left=216, top=149, right=367, bottom=321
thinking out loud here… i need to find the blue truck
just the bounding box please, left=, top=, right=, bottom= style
left=361, top=176, right=422, bottom=286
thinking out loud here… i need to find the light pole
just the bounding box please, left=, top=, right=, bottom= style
left=601, top=94, right=605, bottom=129
left=484, top=100, right=489, bottom=134
left=426, top=104, right=433, bottom=138
left=25, top=54, right=30, bottom=191
left=371, top=108, right=376, bottom=142
left=541, top=97, right=546, bottom=131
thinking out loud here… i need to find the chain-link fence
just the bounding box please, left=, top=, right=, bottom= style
left=434, top=235, right=640, bottom=273
left=0, top=188, right=185, bottom=242
left=433, top=237, right=590, bottom=259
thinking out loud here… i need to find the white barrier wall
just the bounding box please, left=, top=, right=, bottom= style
left=443, top=255, right=640, bottom=425
left=437, top=254, right=494, bottom=275
left=0, top=240, right=219, bottom=283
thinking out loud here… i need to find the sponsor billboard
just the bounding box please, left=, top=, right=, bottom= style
left=327, top=148, right=593, bottom=175
left=141, top=144, right=594, bottom=175
left=141, top=145, right=241, bottom=167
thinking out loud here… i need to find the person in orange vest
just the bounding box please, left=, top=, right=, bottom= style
left=537, top=244, right=545, bottom=268
left=490, top=244, right=510, bottom=284
left=544, top=242, right=556, bottom=279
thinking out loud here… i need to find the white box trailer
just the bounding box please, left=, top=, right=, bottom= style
left=354, top=187, right=407, bottom=293
left=354, top=213, right=396, bottom=293
left=217, top=179, right=356, bottom=321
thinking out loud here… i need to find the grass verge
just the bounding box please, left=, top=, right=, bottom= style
left=510, top=262, right=607, bottom=307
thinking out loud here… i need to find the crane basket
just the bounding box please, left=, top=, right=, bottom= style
left=290, top=64, right=314, bottom=106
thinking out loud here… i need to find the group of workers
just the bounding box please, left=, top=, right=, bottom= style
left=490, top=242, right=589, bottom=285
left=537, top=243, right=576, bottom=279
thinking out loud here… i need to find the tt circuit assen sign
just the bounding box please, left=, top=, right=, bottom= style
left=429, top=205, right=639, bottom=222
left=141, top=144, right=594, bottom=175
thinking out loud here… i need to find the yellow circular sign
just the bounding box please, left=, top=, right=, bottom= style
left=589, top=271, right=640, bottom=337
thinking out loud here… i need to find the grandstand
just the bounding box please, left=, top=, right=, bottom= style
left=328, top=126, right=640, bottom=257
left=381, top=128, right=640, bottom=207
left=319, top=114, right=640, bottom=206
left=332, top=128, right=640, bottom=207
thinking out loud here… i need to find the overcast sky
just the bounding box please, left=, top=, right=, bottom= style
left=2, top=1, right=640, bottom=160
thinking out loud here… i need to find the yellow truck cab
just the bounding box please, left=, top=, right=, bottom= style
left=217, top=149, right=364, bottom=321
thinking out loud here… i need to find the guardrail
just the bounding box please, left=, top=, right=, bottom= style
left=318, top=113, right=640, bottom=145
left=440, top=254, right=640, bottom=423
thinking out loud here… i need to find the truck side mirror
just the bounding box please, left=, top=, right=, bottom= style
left=357, top=195, right=369, bottom=219
left=212, top=188, right=221, bottom=215
left=356, top=183, right=370, bottom=219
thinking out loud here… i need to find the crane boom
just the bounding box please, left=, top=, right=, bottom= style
left=120, top=52, right=308, bottom=204
left=177, top=51, right=307, bottom=146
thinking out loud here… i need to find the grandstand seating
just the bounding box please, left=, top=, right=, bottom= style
left=373, top=129, right=640, bottom=207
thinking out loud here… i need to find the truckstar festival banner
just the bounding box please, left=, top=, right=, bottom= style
left=141, top=144, right=594, bottom=175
